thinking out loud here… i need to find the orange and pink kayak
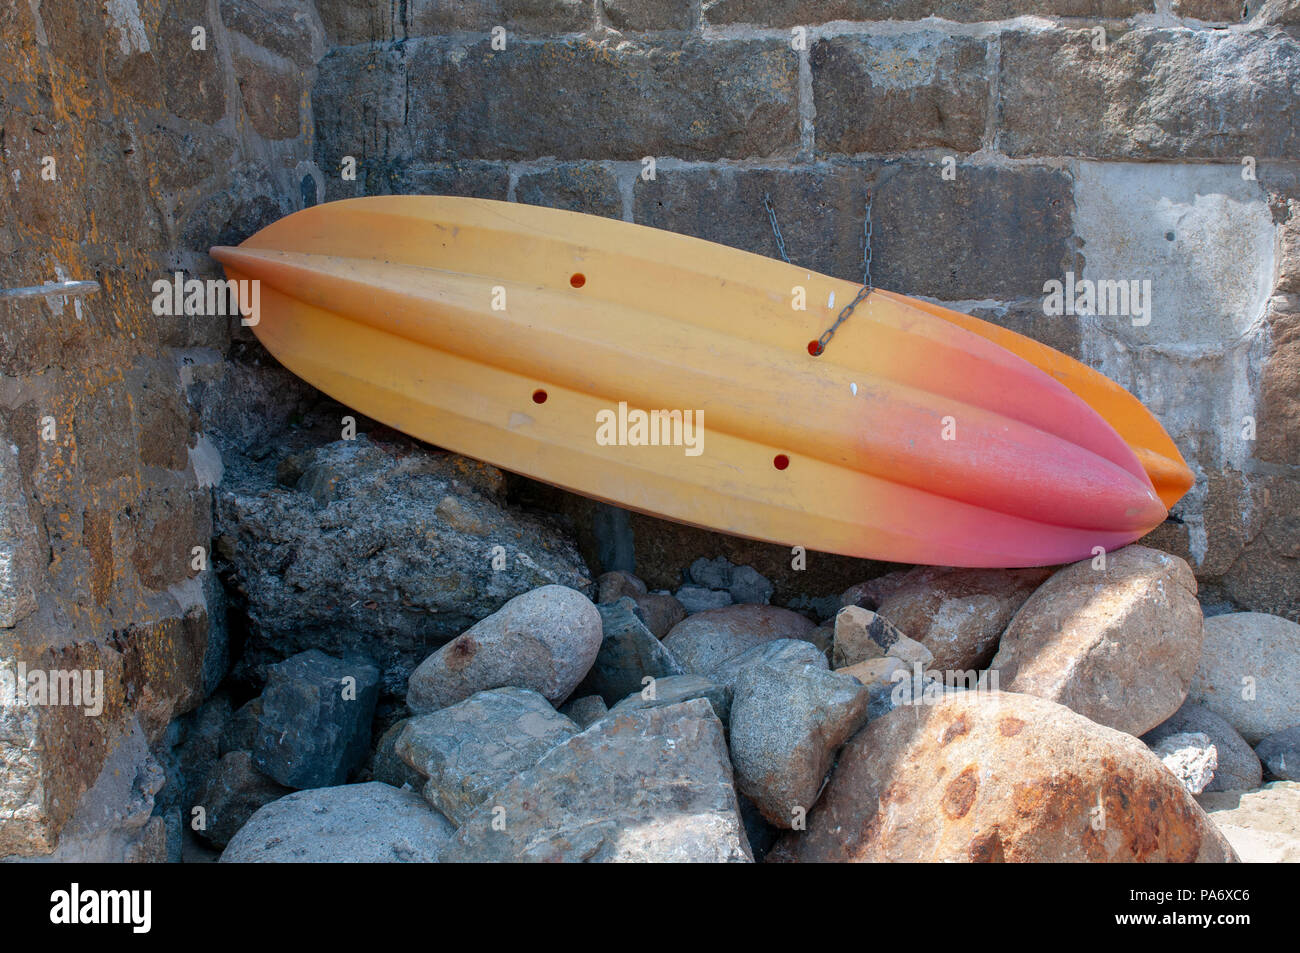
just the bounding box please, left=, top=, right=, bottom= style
left=212, top=196, right=1191, bottom=568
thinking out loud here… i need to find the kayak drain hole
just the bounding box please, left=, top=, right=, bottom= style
left=807, top=340, right=824, bottom=356
left=570, top=273, right=586, bottom=288
left=773, top=454, right=790, bottom=470
left=532, top=389, right=548, bottom=404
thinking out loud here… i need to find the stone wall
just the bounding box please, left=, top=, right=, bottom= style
left=0, top=0, right=324, bottom=859
left=314, top=0, right=1300, bottom=617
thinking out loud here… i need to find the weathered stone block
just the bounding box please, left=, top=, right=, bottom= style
left=232, top=51, right=303, bottom=140
left=870, top=162, right=1077, bottom=300
left=705, top=0, right=1151, bottom=26
left=812, top=34, right=990, bottom=156
left=999, top=28, right=1300, bottom=159
left=635, top=164, right=871, bottom=281
left=157, top=0, right=227, bottom=123
left=220, top=0, right=324, bottom=69
left=315, top=37, right=800, bottom=162
left=516, top=162, right=623, bottom=218
left=323, top=159, right=511, bottom=202
left=318, top=0, right=593, bottom=44
left=602, top=0, right=695, bottom=30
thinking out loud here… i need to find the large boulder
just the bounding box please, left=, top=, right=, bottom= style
left=842, top=566, right=1051, bottom=670
left=1197, top=782, right=1300, bottom=863
left=1187, top=612, right=1300, bottom=743
left=729, top=664, right=870, bottom=828
left=407, top=585, right=602, bottom=712
left=252, top=650, right=380, bottom=789
left=395, top=688, right=579, bottom=824
left=989, top=546, right=1202, bottom=736
left=214, top=436, right=593, bottom=695
left=663, top=604, right=817, bottom=675
left=444, top=700, right=751, bottom=862
left=578, top=597, right=684, bottom=705
left=220, top=782, right=455, bottom=862
left=1142, top=701, right=1263, bottom=792
left=772, top=691, right=1237, bottom=862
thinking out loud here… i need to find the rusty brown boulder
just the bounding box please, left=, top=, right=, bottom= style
left=771, top=690, right=1237, bottom=863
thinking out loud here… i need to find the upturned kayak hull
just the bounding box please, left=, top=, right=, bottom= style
left=212, top=196, right=1186, bottom=568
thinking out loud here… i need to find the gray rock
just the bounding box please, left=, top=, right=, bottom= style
left=578, top=597, right=684, bottom=705
left=689, top=556, right=734, bottom=590
left=444, top=699, right=752, bottom=862
left=215, top=436, right=593, bottom=696
left=1188, top=612, right=1300, bottom=744
left=990, top=546, right=1203, bottom=736
left=219, top=696, right=262, bottom=756
left=609, top=674, right=732, bottom=724
left=559, top=694, right=608, bottom=729
left=675, top=585, right=733, bottom=613
left=595, top=570, right=647, bottom=603
left=220, top=782, right=454, bottom=863
left=630, top=591, right=687, bottom=638
left=728, top=663, right=870, bottom=828
left=708, top=638, right=827, bottom=695
left=395, top=688, right=579, bottom=825
left=1256, top=727, right=1300, bottom=781
left=253, top=650, right=380, bottom=789
left=193, top=751, right=291, bottom=848
left=407, top=585, right=602, bottom=713
left=728, top=565, right=774, bottom=605
left=1143, top=701, right=1263, bottom=792
left=370, top=719, right=425, bottom=791
left=1152, top=732, right=1218, bottom=795
left=663, top=604, right=817, bottom=675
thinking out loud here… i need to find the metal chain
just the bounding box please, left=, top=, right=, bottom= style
left=862, top=186, right=873, bottom=290
left=762, top=192, right=790, bottom=264
left=763, top=187, right=873, bottom=355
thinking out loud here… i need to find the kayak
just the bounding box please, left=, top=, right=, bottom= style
left=211, top=196, right=1190, bottom=568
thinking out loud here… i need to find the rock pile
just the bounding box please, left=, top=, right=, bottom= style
left=193, top=535, right=1298, bottom=863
